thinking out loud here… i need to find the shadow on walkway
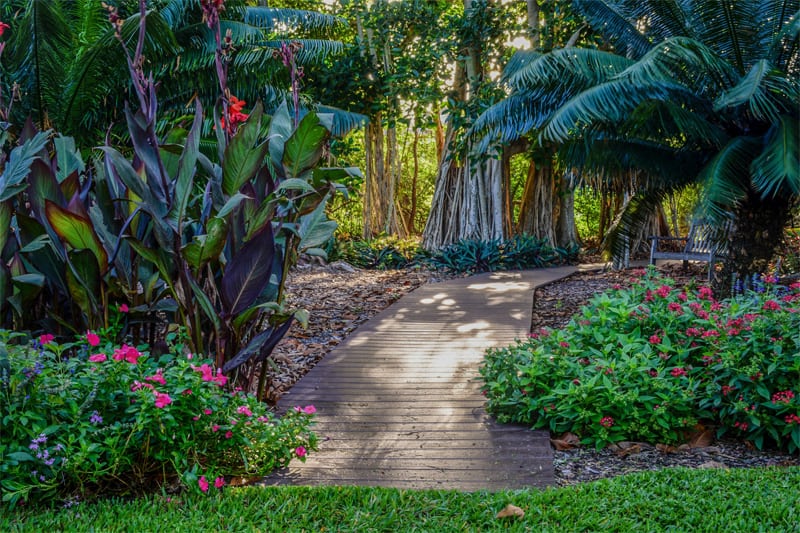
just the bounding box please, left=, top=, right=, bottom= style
left=264, top=266, right=578, bottom=490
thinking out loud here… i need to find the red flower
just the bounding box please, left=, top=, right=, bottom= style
left=762, top=300, right=781, bottom=311
left=86, top=331, right=101, bottom=347
left=670, top=367, right=687, bottom=377
left=649, top=334, right=662, bottom=345
left=0, top=21, right=9, bottom=36
left=772, top=390, right=795, bottom=404
left=599, top=416, right=614, bottom=428
left=39, top=333, right=55, bottom=345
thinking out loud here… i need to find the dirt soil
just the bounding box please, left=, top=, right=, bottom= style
left=268, top=261, right=798, bottom=484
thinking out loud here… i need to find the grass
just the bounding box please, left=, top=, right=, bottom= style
left=4, top=467, right=799, bottom=532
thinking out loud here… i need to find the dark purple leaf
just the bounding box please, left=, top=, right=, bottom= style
left=220, top=226, right=275, bottom=316
left=222, top=315, right=294, bottom=373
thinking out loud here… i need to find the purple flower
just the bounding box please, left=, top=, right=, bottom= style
left=90, top=411, right=103, bottom=425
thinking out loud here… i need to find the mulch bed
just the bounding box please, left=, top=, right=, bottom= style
left=269, top=261, right=798, bottom=485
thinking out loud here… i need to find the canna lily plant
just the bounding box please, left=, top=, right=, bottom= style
left=0, top=0, right=360, bottom=400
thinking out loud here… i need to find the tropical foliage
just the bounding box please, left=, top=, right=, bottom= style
left=0, top=0, right=358, bottom=398
left=475, top=0, right=800, bottom=279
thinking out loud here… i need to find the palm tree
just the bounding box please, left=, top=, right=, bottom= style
left=1, top=0, right=356, bottom=146
left=474, top=0, right=799, bottom=279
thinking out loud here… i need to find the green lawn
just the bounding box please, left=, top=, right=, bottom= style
left=5, top=467, right=799, bottom=532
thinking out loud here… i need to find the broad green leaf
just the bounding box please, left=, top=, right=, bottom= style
left=188, top=276, right=222, bottom=334
left=268, top=101, right=293, bottom=175
left=53, top=135, right=85, bottom=183
left=276, top=178, right=315, bottom=194
left=282, top=112, right=329, bottom=179
left=222, top=102, right=268, bottom=196
left=172, top=103, right=204, bottom=226
left=298, top=196, right=337, bottom=253
left=217, top=192, right=252, bottom=219
left=182, top=217, right=228, bottom=270
left=127, top=239, right=175, bottom=286
left=45, top=200, right=108, bottom=269
left=11, top=273, right=45, bottom=286
left=0, top=131, right=50, bottom=202
left=752, top=115, right=799, bottom=197
left=65, top=249, right=101, bottom=320
left=0, top=202, right=10, bottom=252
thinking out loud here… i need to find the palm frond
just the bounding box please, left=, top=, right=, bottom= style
left=768, top=7, right=800, bottom=69
left=243, top=8, right=343, bottom=34
left=507, top=47, right=632, bottom=89
left=713, top=59, right=799, bottom=122
left=605, top=188, right=674, bottom=259
left=751, top=114, right=800, bottom=197
left=8, top=0, right=73, bottom=129
left=160, top=0, right=200, bottom=30
left=541, top=79, right=698, bottom=142
left=500, top=50, right=542, bottom=83
left=622, top=99, right=727, bottom=148
left=684, top=0, right=758, bottom=73
left=756, top=0, right=800, bottom=54
left=316, top=105, right=368, bottom=137
left=573, top=0, right=654, bottom=59
left=699, top=136, right=762, bottom=217
left=615, top=36, right=738, bottom=96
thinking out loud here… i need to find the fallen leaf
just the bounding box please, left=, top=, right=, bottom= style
left=615, top=444, right=642, bottom=457
left=688, top=429, right=714, bottom=448
left=550, top=432, right=581, bottom=450
left=496, top=504, right=525, bottom=519
left=656, top=444, right=679, bottom=454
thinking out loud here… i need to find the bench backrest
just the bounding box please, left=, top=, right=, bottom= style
left=684, top=219, right=732, bottom=255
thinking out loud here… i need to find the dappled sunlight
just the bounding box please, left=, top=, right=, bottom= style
left=467, top=281, right=531, bottom=293
left=456, top=319, right=490, bottom=333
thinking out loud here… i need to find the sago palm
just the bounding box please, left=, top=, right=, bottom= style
left=475, top=0, right=799, bottom=279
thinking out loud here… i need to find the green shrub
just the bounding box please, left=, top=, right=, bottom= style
left=335, top=237, right=424, bottom=270
left=481, top=268, right=800, bottom=451
left=0, top=330, right=317, bottom=509
left=427, top=236, right=578, bottom=274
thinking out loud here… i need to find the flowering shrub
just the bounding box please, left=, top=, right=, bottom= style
left=0, top=331, right=316, bottom=508
left=481, top=268, right=800, bottom=451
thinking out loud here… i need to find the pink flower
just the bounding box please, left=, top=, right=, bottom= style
left=213, top=372, right=228, bottom=386
left=203, top=409, right=213, bottom=415
left=112, top=344, right=142, bottom=364
left=302, top=405, right=316, bottom=415
left=214, top=476, right=225, bottom=489
left=88, top=353, right=107, bottom=363
left=762, top=300, right=781, bottom=311
left=212, top=425, right=220, bottom=433
left=0, top=21, right=10, bottom=36
left=649, top=334, right=662, bottom=345
left=667, top=302, right=683, bottom=314
left=698, top=286, right=714, bottom=300
left=656, top=285, right=671, bottom=298
left=225, top=431, right=233, bottom=439
left=39, top=333, right=55, bottom=345
left=154, top=393, right=173, bottom=408
left=119, top=303, right=129, bottom=313
left=198, top=476, right=209, bottom=493
left=295, top=446, right=307, bottom=458
left=670, top=367, right=687, bottom=377
left=599, top=416, right=614, bottom=428
left=86, top=331, right=101, bottom=347
left=145, top=371, right=166, bottom=385
left=237, top=406, right=253, bottom=417
left=559, top=341, right=570, bottom=348
left=131, top=380, right=154, bottom=392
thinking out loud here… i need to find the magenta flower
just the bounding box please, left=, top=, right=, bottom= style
left=762, top=300, right=781, bottom=311
left=295, top=446, right=307, bottom=458
left=39, top=333, right=55, bottom=345
left=648, top=334, right=661, bottom=345
left=655, top=285, right=671, bottom=298
left=599, top=416, right=614, bottom=428
left=0, top=21, right=10, bottom=36
left=214, top=476, right=225, bottom=489
left=302, top=405, right=316, bottom=415
left=145, top=372, right=166, bottom=385
left=86, top=331, right=101, bottom=347
left=225, top=431, right=233, bottom=439
left=212, top=425, right=220, bottom=433
left=88, top=353, right=107, bottom=363
left=198, top=475, right=209, bottom=493
left=154, top=393, right=173, bottom=408
left=236, top=406, right=253, bottom=417
left=113, top=344, right=142, bottom=364
left=203, top=409, right=213, bottom=415
left=670, top=367, right=687, bottom=377
left=119, top=303, right=129, bottom=313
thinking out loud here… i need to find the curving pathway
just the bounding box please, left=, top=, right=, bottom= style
left=265, top=266, right=578, bottom=491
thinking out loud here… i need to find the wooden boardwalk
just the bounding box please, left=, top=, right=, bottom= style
left=265, top=266, right=578, bottom=491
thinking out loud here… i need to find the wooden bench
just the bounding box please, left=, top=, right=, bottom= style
left=648, top=219, right=731, bottom=280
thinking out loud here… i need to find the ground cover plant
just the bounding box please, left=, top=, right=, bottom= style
left=0, top=329, right=316, bottom=509
left=482, top=268, right=800, bottom=452
left=426, top=236, right=579, bottom=274
left=3, top=467, right=798, bottom=531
